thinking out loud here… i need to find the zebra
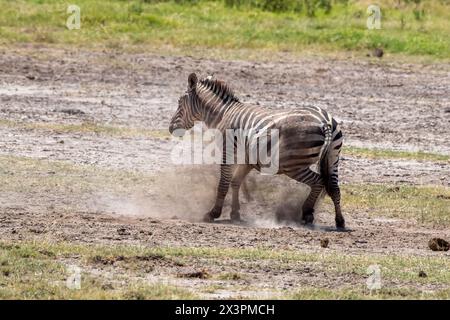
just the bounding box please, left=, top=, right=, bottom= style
left=169, top=73, right=345, bottom=229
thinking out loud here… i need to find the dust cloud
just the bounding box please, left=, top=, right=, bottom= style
left=89, top=165, right=310, bottom=228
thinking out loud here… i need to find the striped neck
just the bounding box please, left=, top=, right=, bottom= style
left=194, top=79, right=242, bottom=129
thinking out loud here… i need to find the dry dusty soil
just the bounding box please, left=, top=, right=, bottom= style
left=0, top=46, right=449, bottom=299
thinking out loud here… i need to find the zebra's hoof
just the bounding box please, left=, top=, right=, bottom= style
left=302, top=208, right=314, bottom=225
left=203, top=207, right=222, bottom=222
left=202, top=212, right=214, bottom=223
left=335, top=218, right=345, bottom=230
left=230, top=211, right=241, bottom=222
left=303, top=214, right=314, bottom=225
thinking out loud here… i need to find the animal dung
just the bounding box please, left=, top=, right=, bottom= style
left=428, top=238, right=450, bottom=251
left=373, top=48, right=384, bottom=58
left=117, top=227, right=131, bottom=236
left=177, top=269, right=210, bottom=279
left=320, top=238, right=330, bottom=248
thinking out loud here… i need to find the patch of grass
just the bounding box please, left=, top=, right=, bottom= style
left=0, top=0, right=448, bottom=60
left=343, top=146, right=450, bottom=162
left=68, top=241, right=450, bottom=288
left=289, top=286, right=450, bottom=300
left=201, top=283, right=228, bottom=293
left=2, top=241, right=450, bottom=299
left=0, top=154, right=157, bottom=196
left=216, top=272, right=245, bottom=281
left=120, top=284, right=195, bottom=300
left=0, top=119, right=170, bottom=140
left=340, top=184, right=450, bottom=226
left=0, top=242, right=195, bottom=299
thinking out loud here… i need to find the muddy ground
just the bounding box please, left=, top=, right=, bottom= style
left=0, top=46, right=449, bottom=298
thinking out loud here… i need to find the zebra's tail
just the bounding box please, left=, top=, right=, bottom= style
left=319, top=123, right=333, bottom=195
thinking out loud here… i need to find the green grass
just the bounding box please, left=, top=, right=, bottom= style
left=2, top=241, right=450, bottom=299
left=0, top=0, right=449, bottom=60
left=343, top=146, right=450, bottom=162
left=0, top=154, right=157, bottom=195
left=289, top=287, right=450, bottom=300
left=340, top=184, right=450, bottom=226
left=0, top=242, right=196, bottom=299
left=0, top=119, right=170, bottom=140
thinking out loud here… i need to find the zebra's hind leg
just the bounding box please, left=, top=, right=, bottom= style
left=230, top=165, right=252, bottom=222
left=301, top=184, right=324, bottom=225
left=203, top=164, right=232, bottom=222
left=285, top=168, right=323, bottom=225
left=329, top=184, right=345, bottom=229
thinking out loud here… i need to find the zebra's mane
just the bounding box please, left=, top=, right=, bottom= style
left=197, top=77, right=240, bottom=103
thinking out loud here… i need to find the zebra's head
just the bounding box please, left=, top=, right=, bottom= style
left=169, top=73, right=199, bottom=136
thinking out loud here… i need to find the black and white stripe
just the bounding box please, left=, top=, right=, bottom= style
left=169, top=73, right=345, bottom=228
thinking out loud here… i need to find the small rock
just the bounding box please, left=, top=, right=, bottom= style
left=320, top=238, right=329, bottom=248
left=101, top=283, right=114, bottom=290
left=29, top=228, right=44, bottom=234
left=428, top=238, right=450, bottom=251
left=372, top=48, right=384, bottom=58
left=117, top=227, right=130, bottom=236
left=387, top=186, right=400, bottom=192
left=60, top=108, right=85, bottom=115
left=177, top=270, right=210, bottom=279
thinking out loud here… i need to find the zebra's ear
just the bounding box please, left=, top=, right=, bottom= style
left=188, top=73, right=198, bottom=90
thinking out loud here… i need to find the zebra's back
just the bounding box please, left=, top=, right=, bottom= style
left=220, top=105, right=340, bottom=175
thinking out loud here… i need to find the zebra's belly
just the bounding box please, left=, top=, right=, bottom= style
left=278, top=155, right=321, bottom=174
left=243, top=129, right=324, bottom=175
left=278, top=140, right=323, bottom=171
left=251, top=153, right=320, bottom=176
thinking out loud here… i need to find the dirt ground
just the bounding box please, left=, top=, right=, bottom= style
left=0, top=45, right=449, bottom=298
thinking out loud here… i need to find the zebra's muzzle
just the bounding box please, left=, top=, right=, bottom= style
left=169, top=123, right=186, bottom=137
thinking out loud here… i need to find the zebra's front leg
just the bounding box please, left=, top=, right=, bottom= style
left=240, top=179, right=253, bottom=203
left=230, top=165, right=252, bottom=222
left=203, top=164, right=232, bottom=222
